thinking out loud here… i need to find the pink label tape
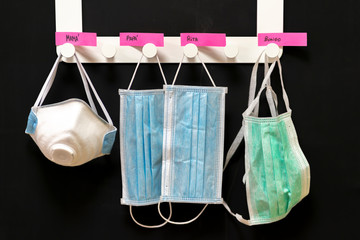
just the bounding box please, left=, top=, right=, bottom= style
left=120, top=33, right=164, bottom=47
left=55, top=32, right=97, bottom=46
left=258, top=33, right=307, bottom=46
left=180, top=33, right=226, bottom=47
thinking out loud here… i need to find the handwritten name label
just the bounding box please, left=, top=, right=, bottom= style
left=180, top=33, right=226, bottom=46
left=126, top=35, right=138, bottom=41
left=55, top=32, right=97, bottom=46
left=187, top=36, right=198, bottom=42
left=120, top=33, right=164, bottom=47
left=258, top=33, right=307, bottom=46
left=66, top=34, right=80, bottom=42
left=264, top=36, right=281, bottom=42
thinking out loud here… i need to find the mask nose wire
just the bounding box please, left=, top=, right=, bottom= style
left=129, top=203, right=172, bottom=229
left=157, top=202, right=208, bottom=225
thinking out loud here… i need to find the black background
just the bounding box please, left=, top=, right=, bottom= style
left=0, top=0, right=359, bottom=239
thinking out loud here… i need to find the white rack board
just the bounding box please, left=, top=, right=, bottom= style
left=55, top=0, right=284, bottom=63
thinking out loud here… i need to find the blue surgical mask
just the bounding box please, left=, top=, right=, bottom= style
left=158, top=53, right=227, bottom=225
left=119, top=55, right=172, bottom=228
left=223, top=54, right=310, bottom=226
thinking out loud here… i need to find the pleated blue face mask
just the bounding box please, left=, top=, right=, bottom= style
left=119, top=54, right=172, bottom=228
left=158, top=53, right=227, bottom=225
left=223, top=54, right=310, bottom=226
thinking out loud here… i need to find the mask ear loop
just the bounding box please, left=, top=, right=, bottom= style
left=244, top=57, right=290, bottom=117
left=171, top=54, right=184, bottom=86
left=127, top=55, right=143, bottom=90
left=156, top=55, right=168, bottom=86
left=264, top=55, right=279, bottom=117
left=127, top=54, right=167, bottom=90
left=74, top=54, right=115, bottom=125
left=129, top=203, right=172, bottom=229
left=74, top=55, right=98, bottom=114
left=171, top=53, right=216, bottom=87
left=157, top=202, right=208, bottom=225
left=34, top=54, right=98, bottom=114
left=33, top=54, right=62, bottom=108
left=248, top=51, right=278, bottom=117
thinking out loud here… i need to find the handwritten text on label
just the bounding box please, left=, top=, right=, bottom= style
left=55, top=32, right=97, bottom=46
left=120, top=33, right=164, bottom=47
left=258, top=33, right=307, bottom=46
left=187, top=36, right=198, bottom=42
left=180, top=33, right=226, bottom=46
left=66, top=34, right=80, bottom=43
left=264, top=36, right=281, bottom=42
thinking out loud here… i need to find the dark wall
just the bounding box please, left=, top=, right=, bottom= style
left=0, top=1, right=359, bottom=239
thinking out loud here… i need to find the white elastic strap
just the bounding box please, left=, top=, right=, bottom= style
left=244, top=58, right=291, bottom=117
left=222, top=201, right=253, bottom=226
left=243, top=61, right=278, bottom=116
left=264, top=56, right=288, bottom=113
left=265, top=55, right=278, bottom=117
left=129, top=203, right=172, bottom=229
left=38, top=61, right=62, bottom=107
left=127, top=54, right=167, bottom=90
left=277, top=58, right=291, bottom=112
left=74, top=56, right=98, bottom=114
left=266, top=86, right=278, bottom=117
left=249, top=52, right=278, bottom=117
left=157, top=202, right=208, bottom=225
left=35, top=54, right=98, bottom=114
left=34, top=54, right=62, bottom=107
left=74, top=54, right=114, bottom=125
left=248, top=51, right=263, bottom=116
left=198, top=54, right=216, bottom=87
left=172, top=53, right=216, bottom=87
left=127, top=55, right=143, bottom=90
left=156, top=55, right=167, bottom=86
left=223, top=124, right=244, bottom=171
left=171, top=54, right=184, bottom=86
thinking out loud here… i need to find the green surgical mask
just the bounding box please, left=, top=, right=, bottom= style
left=223, top=54, right=310, bottom=226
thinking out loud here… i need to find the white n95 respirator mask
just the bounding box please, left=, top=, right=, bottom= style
left=25, top=54, right=117, bottom=167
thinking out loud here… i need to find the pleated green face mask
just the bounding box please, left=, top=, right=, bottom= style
left=223, top=55, right=310, bottom=226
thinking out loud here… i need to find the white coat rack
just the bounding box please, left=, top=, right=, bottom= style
left=55, top=0, right=284, bottom=63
